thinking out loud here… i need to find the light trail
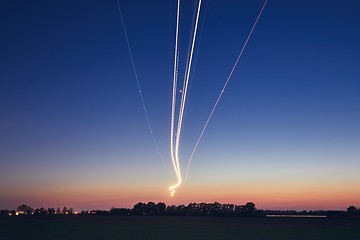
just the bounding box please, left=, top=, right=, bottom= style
left=169, top=0, right=203, bottom=196
left=185, top=0, right=269, bottom=182
left=115, top=0, right=169, bottom=172
left=169, top=0, right=182, bottom=197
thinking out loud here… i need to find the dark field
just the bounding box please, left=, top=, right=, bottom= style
left=1, top=215, right=359, bottom=240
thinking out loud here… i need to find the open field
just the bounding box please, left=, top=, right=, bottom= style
left=1, top=215, right=359, bottom=240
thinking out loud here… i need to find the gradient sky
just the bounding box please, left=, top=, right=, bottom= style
left=1, top=0, right=359, bottom=211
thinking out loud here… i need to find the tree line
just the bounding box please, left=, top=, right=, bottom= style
left=0, top=204, right=75, bottom=216
left=1, top=202, right=359, bottom=219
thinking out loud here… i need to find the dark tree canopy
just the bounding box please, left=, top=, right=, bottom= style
left=17, top=204, right=33, bottom=214
left=1, top=203, right=358, bottom=219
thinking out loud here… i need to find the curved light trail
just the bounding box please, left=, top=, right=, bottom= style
left=169, top=0, right=182, bottom=197
left=117, top=0, right=268, bottom=196
left=169, top=0, right=203, bottom=196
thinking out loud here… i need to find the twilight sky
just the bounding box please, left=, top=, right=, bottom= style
left=1, top=0, right=359, bottom=211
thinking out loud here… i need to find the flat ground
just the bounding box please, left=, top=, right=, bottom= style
left=1, top=215, right=359, bottom=240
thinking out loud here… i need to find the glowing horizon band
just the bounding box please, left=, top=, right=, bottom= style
left=170, top=0, right=202, bottom=196
left=185, top=0, right=269, bottom=182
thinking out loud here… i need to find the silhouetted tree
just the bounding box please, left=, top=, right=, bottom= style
left=185, top=203, right=198, bottom=216
left=90, top=210, right=109, bottom=215
left=62, top=207, right=68, bottom=214
left=347, top=205, right=358, bottom=219
left=234, top=202, right=259, bottom=217
left=48, top=208, right=56, bottom=214
left=69, top=208, right=74, bottom=214
left=156, top=202, right=166, bottom=215
left=147, top=202, right=156, bottom=215
left=17, top=204, right=33, bottom=214
left=0, top=209, right=8, bottom=216
left=166, top=205, right=177, bottom=215
left=220, top=204, right=235, bottom=217
left=110, top=207, right=130, bottom=215
left=176, top=204, right=186, bottom=215
left=34, top=207, right=48, bottom=215
left=133, top=202, right=147, bottom=215
left=347, top=206, right=357, bottom=213
left=244, top=202, right=256, bottom=212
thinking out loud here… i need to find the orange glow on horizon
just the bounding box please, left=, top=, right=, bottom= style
left=2, top=179, right=359, bottom=211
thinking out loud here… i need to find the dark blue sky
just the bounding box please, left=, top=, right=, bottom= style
left=1, top=0, right=359, bottom=210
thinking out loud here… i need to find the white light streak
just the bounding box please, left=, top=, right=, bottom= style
left=169, top=0, right=203, bottom=196
left=115, top=0, right=169, bottom=171
left=169, top=0, right=182, bottom=197
left=117, top=0, right=268, bottom=196
left=185, top=0, right=269, bottom=182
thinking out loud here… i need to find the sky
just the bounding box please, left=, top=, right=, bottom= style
left=1, top=0, right=359, bottom=211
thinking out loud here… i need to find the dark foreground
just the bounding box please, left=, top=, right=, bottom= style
left=1, top=215, right=359, bottom=240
